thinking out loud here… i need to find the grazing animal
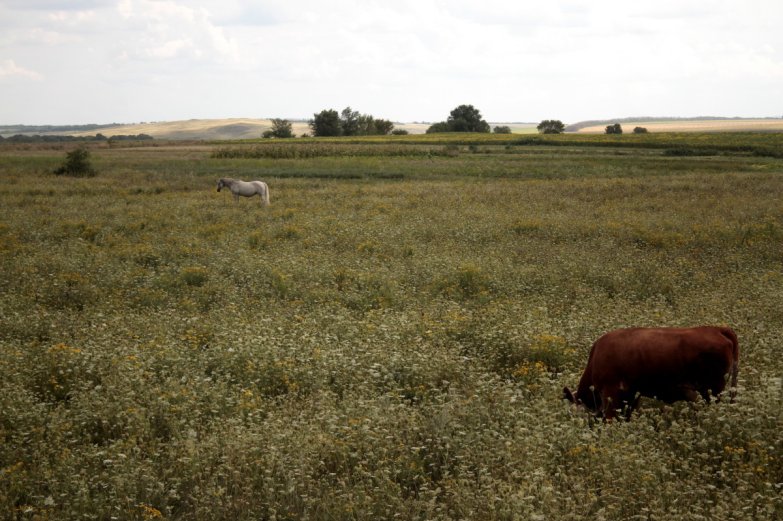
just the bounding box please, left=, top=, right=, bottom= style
left=217, top=177, right=270, bottom=205
left=564, top=326, right=739, bottom=420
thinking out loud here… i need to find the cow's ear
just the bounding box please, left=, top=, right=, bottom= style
left=563, top=387, right=576, bottom=403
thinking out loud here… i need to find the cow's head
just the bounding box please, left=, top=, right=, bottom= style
left=563, top=386, right=600, bottom=414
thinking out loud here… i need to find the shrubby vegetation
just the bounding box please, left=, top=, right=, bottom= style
left=262, top=118, right=294, bottom=139
left=426, top=104, right=491, bottom=133
left=52, top=146, right=97, bottom=177
left=212, top=143, right=465, bottom=160
left=309, top=108, right=342, bottom=137
left=209, top=132, right=783, bottom=161
left=0, top=133, right=152, bottom=143
left=0, top=123, right=118, bottom=134
left=309, top=107, right=395, bottom=137
left=1, top=134, right=782, bottom=519
left=605, top=123, right=623, bottom=134
left=537, top=119, right=565, bottom=134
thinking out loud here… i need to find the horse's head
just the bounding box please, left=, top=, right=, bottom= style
left=216, top=179, right=224, bottom=192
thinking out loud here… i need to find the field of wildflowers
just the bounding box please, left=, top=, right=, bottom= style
left=1, top=135, right=781, bottom=519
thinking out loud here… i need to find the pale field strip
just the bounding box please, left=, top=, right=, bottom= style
left=61, top=119, right=538, bottom=139
left=67, top=118, right=312, bottom=140
left=576, top=119, right=783, bottom=133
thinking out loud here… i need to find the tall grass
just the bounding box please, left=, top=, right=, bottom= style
left=1, top=137, right=781, bottom=519
left=212, top=143, right=456, bottom=159
left=217, top=130, right=783, bottom=151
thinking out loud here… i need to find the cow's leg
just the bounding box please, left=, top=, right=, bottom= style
left=682, top=387, right=702, bottom=402
left=602, top=386, right=638, bottom=421
left=600, top=387, right=621, bottom=420
left=623, top=393, right=641, bottom=420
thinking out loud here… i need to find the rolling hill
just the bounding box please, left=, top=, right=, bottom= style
left=3, top=117, right=782, bottom=141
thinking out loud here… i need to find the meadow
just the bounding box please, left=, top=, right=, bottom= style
left=1, top=134, right=781, bottom=520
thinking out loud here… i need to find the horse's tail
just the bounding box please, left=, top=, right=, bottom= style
left=263, top=183, right=270, bottom=205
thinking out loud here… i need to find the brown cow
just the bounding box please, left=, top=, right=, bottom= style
left=563, top=326, right=739, bottom=420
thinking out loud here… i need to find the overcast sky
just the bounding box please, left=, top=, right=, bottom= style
left=1, top=0, right=781, bottom=125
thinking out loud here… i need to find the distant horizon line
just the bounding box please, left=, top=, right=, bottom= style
left=2, top=115, right=782, bottom=129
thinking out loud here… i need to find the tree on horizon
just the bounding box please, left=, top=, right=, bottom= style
left=263, top=118, right=294, bottom=138
left=309, top=109, right=342, bottom=137
left=426, top=104, right=490, bottom=133
left=537, top=120, right=565, bottom=134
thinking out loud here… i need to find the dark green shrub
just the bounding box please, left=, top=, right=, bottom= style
left=663, top=147, right=718, bottom=156
left=537, top=120, right=565, bottom=134
left=179, top=266, right=209, bottom=287
left=53, top=146, right=97, bottom=177
left=263, top=118, right=294, bottom=138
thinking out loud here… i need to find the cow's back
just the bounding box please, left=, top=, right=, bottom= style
left=567, top=326, right=738, bottom=418
left=595, top=327, right=735, bottom=401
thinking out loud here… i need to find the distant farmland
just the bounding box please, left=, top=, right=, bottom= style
left=573, top=118, right=783, bottom=134
left=4, top=117, right=782, bottom=141
left=63, top=120, right=538, bottom=140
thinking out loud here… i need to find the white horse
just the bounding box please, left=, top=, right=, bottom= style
left=217, top=177, right=270, bottom=206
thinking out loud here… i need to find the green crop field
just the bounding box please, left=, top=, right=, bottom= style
left=1, top=134, right=781, bottom=520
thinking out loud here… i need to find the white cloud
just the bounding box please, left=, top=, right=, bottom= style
left=115, top=0, right=239, bottom=63
left=1, top=0, right=111, bottom=10
left=0, top=59, right=42, bottom=80
left=0, top=0, right=781, bottom=124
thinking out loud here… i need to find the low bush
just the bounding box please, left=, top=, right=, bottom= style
left=53, top=146, right=97, bottom=177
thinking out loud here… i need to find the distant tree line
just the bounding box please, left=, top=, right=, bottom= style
left=309, top=107, right=395, bottom=137
left=0, top=124, right=119, bottom=134
left=604, top=123, right=648, bottom=134
left=424, top=106, right=569, bottom=136
left=106, top=134, right=154, bottom=141
left=0, top=133, right=153, bottom=143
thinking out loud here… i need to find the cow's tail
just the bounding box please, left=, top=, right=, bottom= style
left=720, top=327, right=739, bottom=403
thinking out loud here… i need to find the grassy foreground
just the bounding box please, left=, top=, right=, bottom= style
left=1, top=135, right=782, bottom=520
